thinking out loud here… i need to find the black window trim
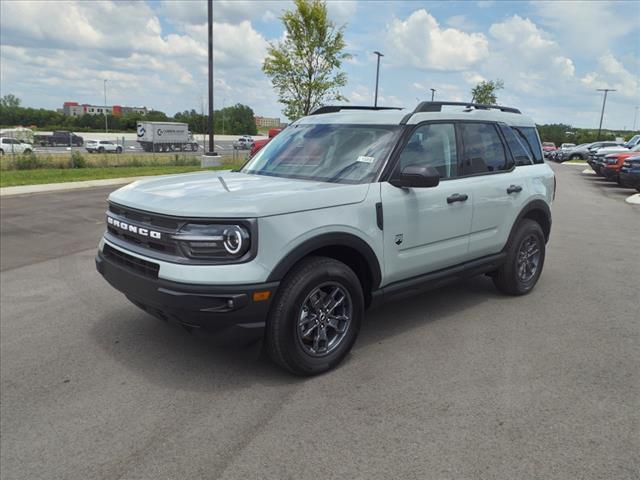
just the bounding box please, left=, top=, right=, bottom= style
left=498, top=123, right=533, bottom=167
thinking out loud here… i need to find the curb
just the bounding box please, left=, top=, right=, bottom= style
left=625, top=193, right=640, bottom=205
left=0, top=177, right=145, bottom=197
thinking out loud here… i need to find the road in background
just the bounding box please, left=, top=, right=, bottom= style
left=1, top=164, right=638, bottom=479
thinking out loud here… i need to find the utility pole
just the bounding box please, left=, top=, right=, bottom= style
left=206, top=0, right=217, bottom=156
left=103, top=79, right=108, bottom=134
left=222, top=97, right=226, bottom=135
left=597, top=88, right=616, bottom=139
left=633, top=106, right=639, bottom=131
left=373, top=51, right=383, bottom=107
left=430, top=88, right=436, bottom=102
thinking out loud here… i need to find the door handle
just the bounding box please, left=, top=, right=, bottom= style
left=507, top=185, right=523, bottom=194
left=447, top=193, right=468, bottom=204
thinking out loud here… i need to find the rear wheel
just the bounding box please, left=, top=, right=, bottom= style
left=116, top=146, right=122, bottom=154
left=98, top=147, right=105, bottom=153
left=569, top=153, right=581, bottom=160
left=23, top=149, right=32, bottom=154
left=265, top=256, right=364, bottom=376
left=493, top=219, right=546, bottom=295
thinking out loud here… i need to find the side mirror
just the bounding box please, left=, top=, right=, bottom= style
left=389, top=165, right=440, bottom=188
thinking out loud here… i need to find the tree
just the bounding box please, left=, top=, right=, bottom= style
left=471, top=79, right=504, bottom=104
left=263, top=0, right=350, bottom=121
left=1, top=94, right=21, bottom=108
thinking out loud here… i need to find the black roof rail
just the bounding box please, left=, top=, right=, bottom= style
left=310, top=105, right=403, bottom=115
left=413, top=101, right=521, bottom=114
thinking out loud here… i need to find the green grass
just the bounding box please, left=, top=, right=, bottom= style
left=0, top=165, right=234, bottom=187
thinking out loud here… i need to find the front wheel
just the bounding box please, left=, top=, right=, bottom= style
left=98, top=147, right=105, bottom=153
left=23, top=149, right=32, bottom=154
left=116, top=147, right=122, bottom=154
left=265, top=256, right=364, bottom=376
left=492, top=219, right=546, bottom=295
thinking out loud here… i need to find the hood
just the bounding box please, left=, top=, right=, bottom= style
left=108, top=170, right=371, bottom=218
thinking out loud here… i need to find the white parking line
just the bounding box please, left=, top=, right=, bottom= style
left=625, top=193, right=640, bottom=205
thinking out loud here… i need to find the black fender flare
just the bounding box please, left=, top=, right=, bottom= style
left=266, top=232, right=382, bottom=289
left=506, top=199, right=552, bottom=247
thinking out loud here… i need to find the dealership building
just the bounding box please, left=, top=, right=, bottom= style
left=62, top=102, right=148, bottom=117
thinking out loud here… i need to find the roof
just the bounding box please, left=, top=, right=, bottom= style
left=298, top=103, right=536, bottom=128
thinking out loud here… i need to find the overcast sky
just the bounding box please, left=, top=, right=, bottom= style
left=1, top=0, right=638, bottom=129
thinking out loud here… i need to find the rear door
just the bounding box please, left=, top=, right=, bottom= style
left=461, top=122, right=530, bottom=258
left=381, top=122, right=474, bottom=285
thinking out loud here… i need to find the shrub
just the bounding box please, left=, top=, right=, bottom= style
left=15, top=153, right=43, bottom=170
left=70, top=151, right=87, bottom=168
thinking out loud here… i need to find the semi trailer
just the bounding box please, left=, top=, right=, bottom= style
left=136, top=122, right=199, bottom=152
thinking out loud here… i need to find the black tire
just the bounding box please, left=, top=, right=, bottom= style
left=569, top=153, right=581, bottom=160
left=23, top=149, right=32, bottom=154
left=492, top=219, right=546, bottom=296
left=98, top=147, right=105, bottom=153
left=265, top=256, right=364, bottom=376
left=0, top=149, right=4, bottom=155
left=116, top=147, right=122, bottom=154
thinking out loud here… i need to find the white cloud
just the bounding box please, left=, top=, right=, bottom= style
left=0, top=0, right=274, bottom=116
left=580, top=53, right=639, bottom=99
left=531, top=1, right=638, bottom=57
left=386, top=9, right=489, bottom=71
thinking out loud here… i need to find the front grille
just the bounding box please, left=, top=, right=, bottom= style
left=103, top=244, right=160, bottom=279
left=107, top=203, right=180, bottom=255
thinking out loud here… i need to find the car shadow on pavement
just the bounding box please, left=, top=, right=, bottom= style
left=90, top=275, right=499, bottom=387
left=357, top=275, right=500, bottom=348
left=583, top=174, right=636, bottom=200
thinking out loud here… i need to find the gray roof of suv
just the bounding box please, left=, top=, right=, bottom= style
left=296, top=107, right=536, bottom=128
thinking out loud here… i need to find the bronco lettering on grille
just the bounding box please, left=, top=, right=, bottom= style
left=107, top=215, right=161, bottom=239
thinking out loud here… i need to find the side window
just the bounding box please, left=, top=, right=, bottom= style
left=499, top=125, right=532, bottom=166
left=397, top=123, right=458, bottom=179
left=460, top=122, right=507, bottom=174
left=2, top=139, right=9, bottom=144
left=513, top=127, right=544, bottom=164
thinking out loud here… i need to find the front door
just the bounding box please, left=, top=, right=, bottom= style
left=381, top=122, right=474, bottom=285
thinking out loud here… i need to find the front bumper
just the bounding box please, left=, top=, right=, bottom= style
left=96, top=248, right=279, bottom=341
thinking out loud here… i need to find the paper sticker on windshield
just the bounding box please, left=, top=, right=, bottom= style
left=357, top=156, right=375, bottom=164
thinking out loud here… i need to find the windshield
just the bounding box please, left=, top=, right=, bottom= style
left=241, top=123, right=401, bottom=183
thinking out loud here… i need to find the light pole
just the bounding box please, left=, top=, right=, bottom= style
left=633, top=106, right=639, bottom=131
left=597, top=88, right=616, bottom=139
left=373, top=51, right=383, bottom=107
left=430, top=88, right=436, bottom=102
left=206, top=0, right=217, bottom=156
left=222, top=97, right=226, bottom=135
left=103, top=79, right=108, bottom=134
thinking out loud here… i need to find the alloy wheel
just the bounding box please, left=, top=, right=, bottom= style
left=296, top=282, right=353, bottom=357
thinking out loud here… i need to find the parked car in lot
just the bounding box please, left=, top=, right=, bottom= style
left=96, top=101, right=555, bottom=375
left=550, top=143, right=577, bottom=162
left=618, top=155, right=640, bottom=191
left=86, top=140, right=123, bottom=154
left=0, top=137, right=33, bottom=155
left=542, top=142, right=556, bottom=158
left=562, top=141, right=622, bottom=161
left=233, top=136, right=254, bottom=150
left=601, top=146, right=640, bottom=181
left=588, top=144, right=635, bottom=173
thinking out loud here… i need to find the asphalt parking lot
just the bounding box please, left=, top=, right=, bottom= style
left=1, top=163, right=638, bottom=479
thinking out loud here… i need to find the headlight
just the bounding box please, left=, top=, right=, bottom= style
left=172, top=223, right=251, bottom=260
left=606, top=158, right=618, bottom=165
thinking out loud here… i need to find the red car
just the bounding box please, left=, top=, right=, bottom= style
left=601, top=147, right=640, bottom=182
left=250, top=128, right=282, bottom=157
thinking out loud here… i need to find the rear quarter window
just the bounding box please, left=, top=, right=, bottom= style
left=513, top=127, right=544, bottom=164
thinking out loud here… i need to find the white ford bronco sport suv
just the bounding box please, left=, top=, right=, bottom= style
left=96, top=101, right=555, bottom=375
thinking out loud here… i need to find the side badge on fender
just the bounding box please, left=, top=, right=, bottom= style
left=395, top=234, right=403, bottom=246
